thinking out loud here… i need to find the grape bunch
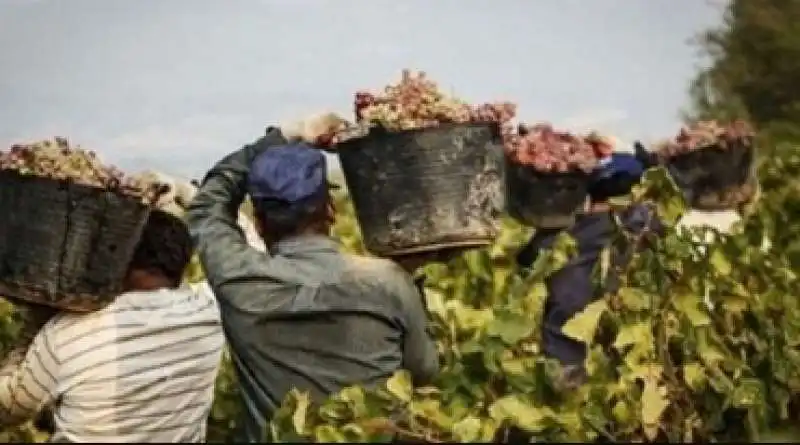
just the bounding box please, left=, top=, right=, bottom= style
left=353, top=69, right=517, bottom=131
left=655, top=120, right=755, bottom=158
left=0, top=137, right=167, bottom=204
left=504, top=123, right=600, bottom=174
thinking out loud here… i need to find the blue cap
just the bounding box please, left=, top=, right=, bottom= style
left=593, top=153, right=644, bottom=182
left=248, top=143, right=333, bottom=203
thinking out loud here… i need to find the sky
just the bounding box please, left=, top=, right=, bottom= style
left=0, top=0, right=725, bottom=180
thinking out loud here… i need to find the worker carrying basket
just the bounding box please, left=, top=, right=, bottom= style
left=0, top=138, right=166, bottom=312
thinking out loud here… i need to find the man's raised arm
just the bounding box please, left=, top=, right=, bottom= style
left=186, top=129, right=286, bottom=292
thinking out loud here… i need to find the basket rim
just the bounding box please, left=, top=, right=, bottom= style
left=368, top=238, right=493, bottom=257
left=0, top=169, right=151, bottom=207
left=337, top=121, right=501, bottom=147
left=661, top=140, right=756, bottom=160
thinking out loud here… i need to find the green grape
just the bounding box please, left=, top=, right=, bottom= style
left=0, top=138, right=165, bottom=204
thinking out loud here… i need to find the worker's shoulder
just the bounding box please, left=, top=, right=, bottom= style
left=340, top=253, right=414, bottom=290
left=340, top=253, right=405, bottom=278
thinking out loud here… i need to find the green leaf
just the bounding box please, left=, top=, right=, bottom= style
left=613, top=320, right=653, bottom=350
left=487, top=311, right=534, bottom=344
left=527, top=281, right=548, bottom=300
left=489, top=395, right=550, bottom=433
left=385, top=371, right=412, bottom=403
left=314, top=425, right=348, bottom=443
left=682, top=363, right=707, bottom=390
left=452, top=416, right=482, bottom=442
left=618, top=287, right=652, bottom=311
left=562, top=300, right=608, bottom=344
left=292, top=391, right=310, bottom=435
left=641, top=374, right=669, bottom=441
left=673, top=292, right=712, bottom=327
left=710, top=249, right=732, bottom=276
left=731, top=378, right=764, bottom=409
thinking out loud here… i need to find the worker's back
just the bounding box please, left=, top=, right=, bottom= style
left=213, top=235, right=438, bottom=442
left=43, top=287, right=224, bottom=442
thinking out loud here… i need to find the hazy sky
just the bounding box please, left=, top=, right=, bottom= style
left=0, top=0, right=723, bottom=179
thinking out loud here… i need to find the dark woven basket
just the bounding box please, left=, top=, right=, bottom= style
left=505, top=156, right=590, bottom=228
left=337, top=122, right=505, bottom=256
left=0, top=171, right=151, bottom=312
left=665, top=140, right=755, bottom=209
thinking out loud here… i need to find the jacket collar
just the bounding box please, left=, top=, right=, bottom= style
left=271, top=234, right=340, bottom=255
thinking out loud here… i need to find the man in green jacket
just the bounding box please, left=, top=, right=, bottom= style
left=186, top=115, right=439, bottom=442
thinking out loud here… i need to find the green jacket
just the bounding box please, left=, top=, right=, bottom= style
left=186, top=130, right=438, bottom=442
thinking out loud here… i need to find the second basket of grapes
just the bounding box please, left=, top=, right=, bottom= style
left=503, top=123, right=598, bottom=228
left=654, top=120, right=757, bottom=210
left=0, top=138, right=165, bottom=312
left=333, top=70, right=514, bottom=256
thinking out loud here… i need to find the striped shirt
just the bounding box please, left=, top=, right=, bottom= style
left=0, top=286, right=224, bottom=443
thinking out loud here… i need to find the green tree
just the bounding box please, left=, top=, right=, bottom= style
left=688, top=0, right=800, bottom=144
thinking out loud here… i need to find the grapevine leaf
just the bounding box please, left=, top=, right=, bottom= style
left=464, top=250, right=492, bottom=281
left=292, top=391, right=310, bottom=435
left=618, top=287, right=651, bottom=311
left=731, top=378, right=764, bottom=409
left=673, top=292, right=712, bottom=327
left=682, top=363, right=707, bottom=390
left=385, top=371, right=412, bottom=402
left=612, top=400, right=633, bottom=423
left=613, top=320, right=653, bottom=350
left=641, top=374, right=669, bottom=441
left=562, top=300, right=608, bottom=344
left=314, top=425, right=348, bottom=443
left=489, top=395, right=549, bottom=433
left=710, top=249, right=732, bottom=276
left=487, top=311, right=534, bottom=344
left=527, top=281, right=548, bottom=301
left=452, top=416, right=482, bottom=442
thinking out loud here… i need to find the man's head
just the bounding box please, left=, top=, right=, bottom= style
left=587, top=153, right=645, bottom=205
left=248, top=144, right=338, bottom=245
left=125, top=209, right=193, bottom=291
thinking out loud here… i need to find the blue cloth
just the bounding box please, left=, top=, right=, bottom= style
left=248, top=143, right=329, bottom=203
left=516, top=205, right=664, bottom=368
left=593, top=153, right=644, bottom=182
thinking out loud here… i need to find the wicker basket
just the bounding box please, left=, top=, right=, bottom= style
left=666, top=140, right=755, bottom=210
left=0, top=171, right=151, bottom=312
left=337, top=123, right=505, bottom=256
left=505, top=156, right=591, bottom=228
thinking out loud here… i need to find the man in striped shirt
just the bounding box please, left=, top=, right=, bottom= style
left=0, top=209, right=225, bottom=442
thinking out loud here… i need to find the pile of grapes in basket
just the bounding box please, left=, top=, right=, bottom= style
left=504, top=123, right=603, bottom=174
left=654, top=120, right=755, bottom=158
left=0, top=138, right=166, bottom=203
left=352, top=69, right=517, bottom=131
left=350, top=70, right=611, bottom=175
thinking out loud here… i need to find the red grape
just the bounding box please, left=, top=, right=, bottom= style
left=504, top=123, right=600, bottom=174
left=655, top=120, right=755, bottom=158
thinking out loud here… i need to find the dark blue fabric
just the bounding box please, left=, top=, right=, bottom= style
left=517, top=205, right=663, bottom=367
left=247, top=143, right=328, bottom=202
left=592, top=153, right=644, bottom=182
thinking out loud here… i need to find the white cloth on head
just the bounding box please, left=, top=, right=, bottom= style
left=137, top=170, right=265, bottom=252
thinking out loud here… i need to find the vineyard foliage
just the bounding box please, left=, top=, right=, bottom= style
left=2, top=1, right=800, bottom=439
left=265, top=150, right=800, bottom=443
left=0, top=142, right=797, bottom=442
